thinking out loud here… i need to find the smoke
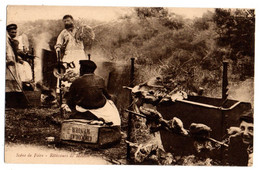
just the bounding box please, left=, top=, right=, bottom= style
left=15, top=19, right=64, bottom=84
left=228, top=78, right=254, bottom=107
left=90, top=49, right=110, bottom=63
left=17, top=33, right=30, bottom=51
left=91, top=48, right=129, bottom=83
left=33, top=32, right=52, bottom=83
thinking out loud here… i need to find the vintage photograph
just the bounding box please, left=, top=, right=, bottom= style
left=4, top=5, right=254, bottom=166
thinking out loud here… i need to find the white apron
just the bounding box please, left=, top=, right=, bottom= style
left=76, top=100, right=121, bottom=126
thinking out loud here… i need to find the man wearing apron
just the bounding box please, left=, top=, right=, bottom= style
left=65, top=60, right=121, bottom=126
left=55, top=14, right=95, bottom=92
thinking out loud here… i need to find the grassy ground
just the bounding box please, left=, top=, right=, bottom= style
left=5, top=107, right=128, bottom=164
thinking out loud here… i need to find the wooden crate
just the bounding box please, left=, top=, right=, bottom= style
left=60, top=119, right=121, bottom=148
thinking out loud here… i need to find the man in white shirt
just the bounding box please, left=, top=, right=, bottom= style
left=55, top=15, right=91, bottom=73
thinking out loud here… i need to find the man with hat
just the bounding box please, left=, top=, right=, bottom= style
left=6, top=24, right=22, bottom=92
left=6, top=24, right=33, bottom=91
left=227, top=109, right=254, bottom=166
left=65, top=60, right=121, bottom=126
left=7, top=24, right=30, bottom=63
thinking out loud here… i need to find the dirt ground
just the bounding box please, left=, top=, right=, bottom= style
left=4, top=107, right=223, bottom=166
left=5, top=107, right=128, bottom=165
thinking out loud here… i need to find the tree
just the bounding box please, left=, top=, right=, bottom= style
left=135, top=7, right=168, bottom=19
left=135, top=7, right=184, bottom=30
left=213, top=8, right=255, bottom=59
left=213, top=8, right=255, bottom=79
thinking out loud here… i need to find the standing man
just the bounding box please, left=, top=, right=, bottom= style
left=6, top=24, right=33, bottom=86
left=6, top=24, right=22, bottom=92
left=55, top=15, right=94, bottom=73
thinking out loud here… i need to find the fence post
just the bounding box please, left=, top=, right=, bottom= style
left=31, top=48, right=35, bottom=83
left=127, top=58, right=135, bottom=162
left=221, top=61, right=228, bottom=164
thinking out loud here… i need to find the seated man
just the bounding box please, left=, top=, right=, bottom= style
left=65, top=60, right=121, bottom=126
left=227, top=109, right=253, bottom=166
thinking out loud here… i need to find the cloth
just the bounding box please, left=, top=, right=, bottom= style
left=6, top=34, right=22, bottom=92
left=16, top=61, right=32, bottom=82
left=76, top=100, right=121, bottom=126
left=55, top=28, right=87, bottom=73
left=66, top=73, right=111, bottom=110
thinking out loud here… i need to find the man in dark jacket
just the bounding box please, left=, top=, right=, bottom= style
left=66, top=60, right=121, bottom=126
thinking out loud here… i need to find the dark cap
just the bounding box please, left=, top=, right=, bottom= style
left=63, top=15, right=73, bottom=20
left=6, top=24, right=17, bottom=31
left=79, top=60, right=97, bottom=70
left=240, top=109, right=253, bottom=123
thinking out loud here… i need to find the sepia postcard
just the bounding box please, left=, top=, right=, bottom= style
left=4, top=5, right=255, bottom=166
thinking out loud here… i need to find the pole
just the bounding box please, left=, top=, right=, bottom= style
left=222, top=61, right=228, bottom=102
left=221, top=61, right=228, bottom=164
left=57, top=51, right=63, bottom=113
left=127, top=58, right=135, bottom=162
left=31, top=48, right=35, bottom=82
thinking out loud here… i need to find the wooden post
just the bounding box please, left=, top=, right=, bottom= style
left=222, top=61, right=228, bottom=101
left=57, top=51, right=63, bottom=113
left=221, top=61, right=228, bottom=164
left=127, top=58, right=135, bottom=162
left=31, top=48, right=35, bottom=83
left=221, top=61, right=228, bottom=138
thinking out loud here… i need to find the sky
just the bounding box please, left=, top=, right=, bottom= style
left=169, top=8, right=213, bottom=18
left=6, top=5, right=214, bottom=24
